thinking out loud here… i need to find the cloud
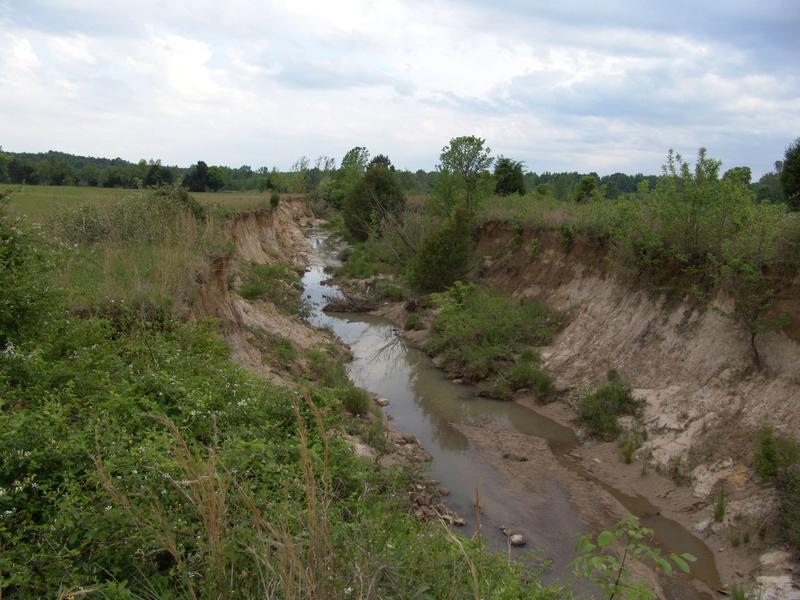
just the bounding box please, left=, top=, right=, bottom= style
left=0, top=0, right=797, bottom=176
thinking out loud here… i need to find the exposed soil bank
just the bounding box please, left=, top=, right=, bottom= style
left=472, top=224, right=800, bottom=598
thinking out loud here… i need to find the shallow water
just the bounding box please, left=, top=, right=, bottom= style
left=302, top=228, right=719, bottom=596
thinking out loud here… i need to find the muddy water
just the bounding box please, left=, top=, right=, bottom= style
left=302, top=229, right=719, bottom=597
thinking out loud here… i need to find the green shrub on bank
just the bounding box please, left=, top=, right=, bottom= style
left=409, top=207, right=472, bottom=293
left=427, top=282, right=561, bottom=395
left=754, top=426, right=800, bottom=551
left=577, top=370, right=643, bottom=440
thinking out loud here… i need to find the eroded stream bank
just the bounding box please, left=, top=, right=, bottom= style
left=301, top=227, right=720, bottom=598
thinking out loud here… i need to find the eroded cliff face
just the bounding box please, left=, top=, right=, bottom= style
left=193, top=200, right=331, bottom=383
left=476, top=224, right=800, bottom=488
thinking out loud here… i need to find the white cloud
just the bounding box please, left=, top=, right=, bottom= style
left=0, top=0, right=797, bottom=176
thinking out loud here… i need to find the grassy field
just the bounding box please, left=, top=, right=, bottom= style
left=0, top=184, right=274, bottom=221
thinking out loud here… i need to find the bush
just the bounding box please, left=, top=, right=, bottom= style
left=408, top=208, right=471, bottom=293
left=427, top=282, right=562, bottom=385
left=404, top=313, right=424, bottom=330
left=506, top=360, right=555, bottom=400
left=343, top=165, right=405, bottom=241
left=577, top=370, right=643, bottom=440
left=270, top=190, right=280, bottom=208
left=338, top=385, right=370, bottom=416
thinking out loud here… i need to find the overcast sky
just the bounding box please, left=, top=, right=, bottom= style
left=1, top=1, right=798, bottom=176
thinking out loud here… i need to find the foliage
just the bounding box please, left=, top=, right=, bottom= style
left=330, top=146, right=370, bottom=209
left=782, top=137, right=800, bottom=210
left=573, top=517, right=695, bottom=600
left=404, top=312, right=424, bottom=330
left=753, top=425, right=800, bottom=551
left=408, top=208, right=471, bottom=292
left=427, top=282, right=561, bottom=389
left=713, top=202, right=789, bottom=369
left=494, top=157, right=526, bottom=196
left=574, top=175, right=597, bottom=202
left=337, top=385, right=371, bottom=416
left=713, top=485, right=727, bottom=522
left=270, top=190, right=280, bottom=208
left=577, top=370, right=643, bottom=440
left=342, top=165, right=406, bottom=241
left=438, top=136, right=494, bottom=213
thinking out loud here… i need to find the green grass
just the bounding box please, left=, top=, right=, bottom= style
left=239, top=261, right=306, bottom=316
left=1, top=184, right=274, bottom=222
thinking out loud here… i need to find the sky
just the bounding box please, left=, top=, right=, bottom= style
left=0, top=1, right=798, bottom=177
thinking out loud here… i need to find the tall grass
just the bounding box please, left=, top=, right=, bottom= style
left=48, top=186, right=230, bottom=315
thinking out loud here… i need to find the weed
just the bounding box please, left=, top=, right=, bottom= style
left=404, top=312, right=424, bottom=331
left=577, top=370, right=643, bottom=440
left=528, top=237, right=542, bottom=258
left=619, top=430, right=644, bottom=464
left=337, top=385, right=370, bottom=416
left=239, top=262, right=306, bottom=316
left=714, top=485, right=727, bottom=522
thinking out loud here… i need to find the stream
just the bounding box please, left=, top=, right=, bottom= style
left=301, top=227, right=721, bottom=598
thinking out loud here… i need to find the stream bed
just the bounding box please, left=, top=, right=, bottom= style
left=301, top=228, right=720, bottom=598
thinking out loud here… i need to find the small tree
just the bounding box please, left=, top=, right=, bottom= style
left=408, top=207, right=471, bottom=292
left=342, top=165, right=405, bottom=241
left=574, top=517, right=695, bottom=600
left=781, top=137, right=800, bottom=210
left=714, top=203, right=789, bottom=370
left=494, top=157, right=525, bottom=195
left=438, top=136, right=493, bottom=213
left=575, top=175, right=597, bottom=202
left=330, top=146, right=370, bottom=209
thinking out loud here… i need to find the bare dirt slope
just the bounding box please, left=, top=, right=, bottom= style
left=477, top=224, right=800, bottom=596
left=193, top=200, right=331, bottom=383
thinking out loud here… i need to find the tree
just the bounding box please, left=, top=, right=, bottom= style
left=438, top=136, right=493, bottom=213
left=143, top=162, right=175, bottom=187
left=408, top=207, right=471, bottom=292
left=183, top=161, right=210, bottom=192
left=723, top=166, right=752, bottom=187
left=0, top=149, right=7, bottom=183
left=494, top=157, right=525, bottom=196
left=574, top=175, right=597, bottom=202
left=368, top=154, right=394, bottom=171
left=342, top=165, right=405, bottom=241
left=79, top=164, right=100, bottom=187
left=781, top=137, right=800, bottom=210
left=330, top=146, right=370, bottom=209
left=7, top=157, right=38, bottom=184
left=206, top=166, right=225, bottom=192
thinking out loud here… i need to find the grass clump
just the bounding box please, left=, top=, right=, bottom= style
left=337, top=385, right=371, bottom=417
left=753, top=425, right=800, bottom=552
left=577, top=370, right=643, bottom=440
left=404, top=312, right=424, bottom=330
left=239, top=261, right=305, bottom=315
left=427, top=282, right=561, bottom=397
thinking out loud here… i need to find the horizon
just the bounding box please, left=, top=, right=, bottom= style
left=1, top=1, right=798, bottom=178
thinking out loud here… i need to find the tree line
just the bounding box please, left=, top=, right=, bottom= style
left=1, top=140, right=797, bottom=209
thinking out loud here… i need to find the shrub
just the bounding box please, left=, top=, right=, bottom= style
left=408, top=208, right=471, bottom=293
left=343, top=165, right=405, bottom=241
left=270, top=190, right=280, bottom=208
left=506, top=360, right=555, bottom=400
left=427, top=282, right=562, bottom=384
left=338, top=385, right=370, bottom=416
left=577, top=370, right=643, bottom=440
left=404, top=312, right=423, bottom=330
